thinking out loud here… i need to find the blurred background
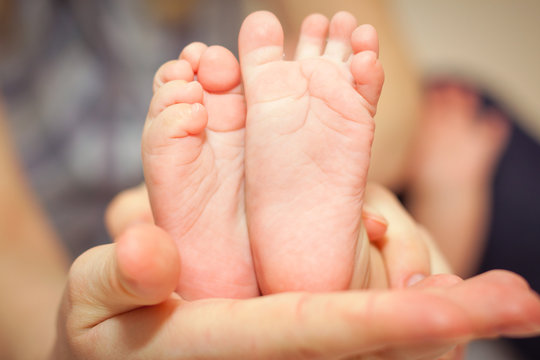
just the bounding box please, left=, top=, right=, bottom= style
left=0, top=0, right=539, bottom=358
left=393, top=0, right=540, bottom=140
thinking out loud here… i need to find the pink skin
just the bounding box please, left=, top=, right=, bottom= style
left=408, top=82, right=510, bottom=277
left=412, top=82, right=510, bottom=189
left=240, top=11, right=384, bottom=293
left=142, top=12, right=385, bottom=298
left=58, top=221, right=540, bottom=360
left=142, top=44, right=258, bottom=300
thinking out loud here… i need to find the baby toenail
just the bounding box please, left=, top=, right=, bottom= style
left=191, top=103, right=203, bottom=113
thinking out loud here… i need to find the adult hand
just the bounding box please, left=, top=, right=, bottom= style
left=51, top=222, right=540, bottom=359
left=105, top=183, right=153, bottom=238
left=105, top=182, right=447, bottom=291
left=362, top=183, right=452, bottom=288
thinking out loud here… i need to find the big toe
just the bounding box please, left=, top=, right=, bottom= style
left=239, top=11, right=284, bottom=72
left=198, top=45, right=246, bottom=132
left=199, top=46, right=241, bottom=93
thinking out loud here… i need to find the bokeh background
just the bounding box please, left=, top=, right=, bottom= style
left=392, top=0, right=540, bottom=141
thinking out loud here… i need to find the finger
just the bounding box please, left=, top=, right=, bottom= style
left=419, top=225, right=454, bottom=275
left=105, top=184, right=153, bottom=238
left=92, top=271, right=540, bottom=359
left=440, top=270, right=540, bottom=337
left=409, top=273, right=463, bottom=289
left=65, top=223, right=180, bottom=330
left=362, top=204, right=388, bottom=243
left=350, top=228, right=389, bottom=290
left=364, top=183, right=432, bottom=288
left=442, top=344, right=467, bottom=360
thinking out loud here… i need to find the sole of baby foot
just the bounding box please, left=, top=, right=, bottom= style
left=142, top=44, right=258, bottom=300
left=240, top=11, right=384, bottom=294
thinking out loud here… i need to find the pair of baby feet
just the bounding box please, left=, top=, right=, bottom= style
left=142, top=11, right=384, bottom=300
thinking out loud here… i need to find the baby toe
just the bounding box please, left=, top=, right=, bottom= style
left=294, top=13, right=329, bottom=60
left=350, top=50, right=384, bottom=112
left=153, top=60, right=195, bottom=93
left=351, top=24, right=379, bottom=57
left=324, top=11, right=357, bottom=61
left=148, top=80, right=204, bottom=118
left=180, top=42, right=209, bottom=73
left=198, top=46, right=241, bottom=93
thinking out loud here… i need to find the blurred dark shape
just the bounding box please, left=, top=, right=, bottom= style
left=481, top=105, right=540, bottom=359
left=0, top=0, right=14, bottom=44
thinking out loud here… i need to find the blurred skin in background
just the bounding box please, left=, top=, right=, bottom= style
left=0, top=99, right=68, bottom=359
left=0, top=0, right=539, bottom=359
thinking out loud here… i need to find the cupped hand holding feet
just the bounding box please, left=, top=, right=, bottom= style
left=69, top=10, right=540, bottom=359
left=53, top=193, right=540, bottom=359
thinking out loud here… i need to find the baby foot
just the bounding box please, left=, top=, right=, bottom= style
left=142, top=43, right=258, bottom=300
left=239, top=12, right=384, bottom=293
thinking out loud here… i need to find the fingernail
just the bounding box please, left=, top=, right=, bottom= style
left=362, top=205, right=388, bottom=226
left=406, top=273, right=427, bottom=287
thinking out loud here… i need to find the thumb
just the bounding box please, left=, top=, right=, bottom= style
left=64, top=223, right=180, bottom=329
left=105, top=183, right=153, bottom=238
